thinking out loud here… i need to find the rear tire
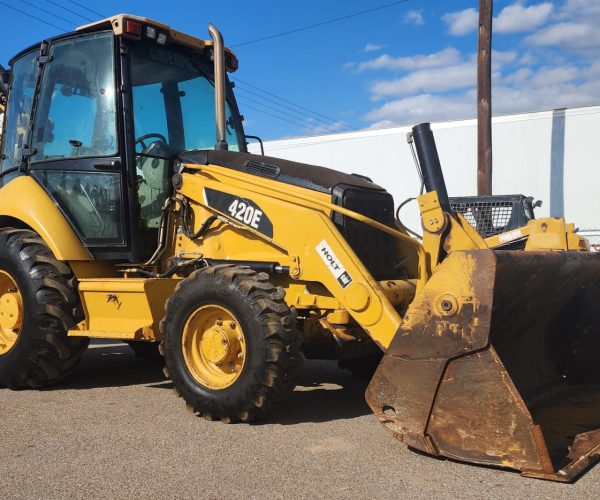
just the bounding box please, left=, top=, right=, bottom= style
left=161, top=265, right=303, bottom=422
left=0, top=228, right=88, bottom=389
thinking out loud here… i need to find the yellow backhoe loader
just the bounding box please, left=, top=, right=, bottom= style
left=0, top=15, right=598, bottom=482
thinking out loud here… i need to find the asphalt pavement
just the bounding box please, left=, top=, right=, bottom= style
left=1, top=340, right=598, bottom=499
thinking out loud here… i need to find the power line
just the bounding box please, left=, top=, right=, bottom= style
left=44, top=0, right=95, bottom=23
left=65, top=0, right=106, bottom=19
left=233, top=82, right=354, bottom=129
left=233, top=77, right=358, bottom=131
left=20, top=0, right=76, bottom=28
left=234, top=85, right=355, bottom=132
left=231, top=0, right=408, bottom=48
left=2, top=1, right=354, bottom=135
left=237, top=100, right=316, bottom=131
left=0, top=1, right=69, bottom=32
left=29, top=0, right=362, bottom=133
left=237, top=91, right=317, bottom=123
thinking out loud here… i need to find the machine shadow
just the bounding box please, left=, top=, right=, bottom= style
left=257, top=360, right=372, bottom=425
left=54, top=340, right=165, bottom=390
left=56, top=342, right=372, bottom=424
left=148, top=359, right=372, bottom=423
left=150, top=361, right=372, bottom=423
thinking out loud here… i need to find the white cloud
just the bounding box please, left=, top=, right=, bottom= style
left=494, top=2, right=553, bottom=34
left=363, top=61, right=600, bottom=128
left=362, top=43, right=386, bottom=53
left=370, top=63, right=476, bottom=100
left=492, top=50, right=517, bottom=65
left=443, top=8, right=478, bottom=36
left=365, top=92, right=475, bottom=128
left=583, top=61, right=600, bottom=80
left=523, top=0, right=600, bottom=52
left=527, top=65, right=579, bottom=87
left=365, top=48, right=515, bottom=99
left=356, top=47, right=461, bottom=72
left=560, top=0, right=600, bottom=18
left=504, top=67, right=534, bottom=85
left=492, top=79, right=600, bottom=114
left=518, top=52, right=536, bottom=65
left=525, top=21, right=600, bottom=50
left=404, top=9, right=425, bottom=26
left=443, top=2, right=553, bottom=37
left=355, top=1, right=600, bottom=129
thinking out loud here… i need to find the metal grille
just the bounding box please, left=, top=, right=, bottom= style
left=450, top=194, right=535, bottom=240
left=332, top=186, right=404, bottom=280
left=451, top=200, right=514, bottom=238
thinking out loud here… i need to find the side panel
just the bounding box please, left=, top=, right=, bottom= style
left=178, top=166, right=405, bottom=349
left=0, top=176, right=90, bottom=260
left=70, top=278, right=179, bottom=340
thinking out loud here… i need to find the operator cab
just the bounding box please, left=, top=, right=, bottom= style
left=0, top=15, right=245, bottom=261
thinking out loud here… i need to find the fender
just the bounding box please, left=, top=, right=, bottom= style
left=0, top=175, right=90, bottom=260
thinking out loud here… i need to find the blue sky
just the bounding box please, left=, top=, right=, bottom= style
left=1, top=0, right=599, bottom=139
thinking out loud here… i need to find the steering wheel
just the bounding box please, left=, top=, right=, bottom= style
left=135, top=133, right=167, bottom=151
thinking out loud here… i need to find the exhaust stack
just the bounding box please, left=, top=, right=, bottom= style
left=411, top=123, right=451, bottom=213
left=208, top=24, right=228, bottom=151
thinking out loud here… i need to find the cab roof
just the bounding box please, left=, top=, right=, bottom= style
left=9, top=13, right=238, bottom=72
left=77, top=14, right=208, bottom=52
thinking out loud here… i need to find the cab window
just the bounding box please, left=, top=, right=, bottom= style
left=31, top=33, right=117, bottom=161
left=130, top=41, right=241, bottom=233
left=0, top=51, right=38, bottom=178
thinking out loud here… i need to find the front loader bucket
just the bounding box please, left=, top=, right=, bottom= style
left=366, top=250, right=600, bottom=482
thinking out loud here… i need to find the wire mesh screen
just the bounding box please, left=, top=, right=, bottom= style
left=450, top=200, right=514, bottom=238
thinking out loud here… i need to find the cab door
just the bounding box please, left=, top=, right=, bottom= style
left=27, top=32, right=129, bottom=258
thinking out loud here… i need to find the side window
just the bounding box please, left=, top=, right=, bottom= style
left=0, top=52, right=38, bottom=175
left=31, top=33, right=117, bottom=162
left=35, top=170, right=124, bottom=244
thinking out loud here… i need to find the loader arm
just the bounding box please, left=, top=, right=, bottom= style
left=175, top=161, right=424, bottom=350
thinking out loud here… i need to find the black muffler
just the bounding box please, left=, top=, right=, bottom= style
left=411, top=122, right=451, bottom=213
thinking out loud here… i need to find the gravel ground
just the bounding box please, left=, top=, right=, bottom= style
left=0, top=340, right=598, bottom=499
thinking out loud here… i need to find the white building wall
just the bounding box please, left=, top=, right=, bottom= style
left=251, top=105, right=600, bottom=245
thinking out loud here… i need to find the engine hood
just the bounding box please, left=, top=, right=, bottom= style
left=177, top=149, right=385, bottom=195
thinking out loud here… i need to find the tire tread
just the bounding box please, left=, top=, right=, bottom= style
left=162, top=265, right=302, bottom=422
left=0, top=228, right=88, bottom=389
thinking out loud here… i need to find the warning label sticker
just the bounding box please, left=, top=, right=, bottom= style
left=498, top=229, right=523, bottom=243
left=316, top=240, right=353, bottom=288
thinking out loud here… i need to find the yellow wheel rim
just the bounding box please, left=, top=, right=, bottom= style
left=182, top=304, right=246, bottom=390
left=0, top=270, right=22, bottom=356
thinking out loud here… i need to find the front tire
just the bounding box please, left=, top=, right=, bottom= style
left=0, top=228, right=88, bottom=389
left=161, top=265, right=302, bottom=422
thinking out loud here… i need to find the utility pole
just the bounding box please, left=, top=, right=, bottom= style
left=477, top=0, right=493, bottom=195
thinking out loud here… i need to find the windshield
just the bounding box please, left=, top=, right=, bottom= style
left=130, top=41, right=242, bottom=154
